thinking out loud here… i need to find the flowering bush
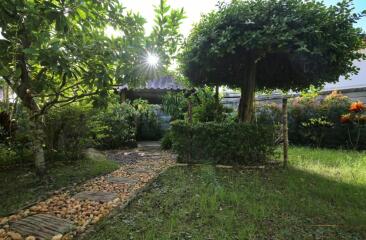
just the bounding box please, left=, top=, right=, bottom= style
left=340, top=101, right=366, bottom=149
left=341, top=101, right=366, bottom=124
left=256, top=91, right=365, bottom=149
left=349, top=101, right=365, bottom=113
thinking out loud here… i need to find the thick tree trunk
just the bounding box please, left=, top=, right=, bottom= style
left=238, top=62, right=257, bottom=123
left=29, top=114, right=46, bottom=176
left=11, top=77, right=47, bottom=176
left=215, top=85, right=219, bottom=103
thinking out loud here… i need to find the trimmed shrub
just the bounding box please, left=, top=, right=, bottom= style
left=170, top=120, right=277, bottom=165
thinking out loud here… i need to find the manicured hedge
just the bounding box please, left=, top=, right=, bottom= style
left=170, top=120, right=277, bottom=165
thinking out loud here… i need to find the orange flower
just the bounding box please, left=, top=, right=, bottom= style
left=349, top=101, right=365, bottom=112
left=340, top=114, right=351, bottom=124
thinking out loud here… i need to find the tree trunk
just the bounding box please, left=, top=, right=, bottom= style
left=4, top=85, right=9, bottom=110
left=30, top=115, right=46, bottom=176
left=238, top=62, right=257, bottom=123
left=215, top=85, right=219, bottom=103
left=282, top=98, right=289, bottom=168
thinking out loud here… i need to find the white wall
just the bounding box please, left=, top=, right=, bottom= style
left=323, top=49, right=366, bottom=91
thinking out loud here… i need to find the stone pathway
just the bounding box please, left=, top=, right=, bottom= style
left=0, top=147, right=174, bottom=240
left=10, top=214, right=75, bottom=240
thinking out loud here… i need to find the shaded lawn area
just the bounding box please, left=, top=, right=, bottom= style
left=0, top=158, right=119, bottom=216
left=85, top=147, right=366, bottom=240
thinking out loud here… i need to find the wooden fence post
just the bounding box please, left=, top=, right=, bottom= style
left=282, top=97, right=289, bottom=168
left=188, top=98, right=193, bottom=124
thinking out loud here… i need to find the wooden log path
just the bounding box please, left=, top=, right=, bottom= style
left=0, top=147, right=175, bottom=240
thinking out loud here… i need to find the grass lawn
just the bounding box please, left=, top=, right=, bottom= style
left=84, top=147, right=366, bottom=240
left=0, top=157, right=119, bottom=216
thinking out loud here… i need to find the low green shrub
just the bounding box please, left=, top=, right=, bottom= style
left=162, top=87, right=232, bottom=123
left=162, top=92, right=188, bottom=121
left=89, top=102, right=137, bottom=149
left=45, top=105, right=91, bottom=161
left=170, top=120, right=277, bottom=165
left=0, top=144, right=18, bottom=167
left=134, top=100, right=162, bottom=141
left=161, top=130, right=173, bottom=150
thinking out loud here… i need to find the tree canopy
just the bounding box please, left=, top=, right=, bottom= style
left=147, top=0, right=186, bottom=70
left=181, top=0, right=365, bottom=122
left=0, top=0, right=146, bottom=173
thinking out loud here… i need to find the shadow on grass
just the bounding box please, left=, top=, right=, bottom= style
left=85, top=165, right=366, bottom=240
left=0, top=159, right=119, bottom=216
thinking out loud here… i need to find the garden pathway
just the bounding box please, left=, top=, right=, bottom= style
left=0, top=145, right=175, bottom=240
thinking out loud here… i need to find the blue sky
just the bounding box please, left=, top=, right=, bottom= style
left=323, top=0, right=366, bottom=31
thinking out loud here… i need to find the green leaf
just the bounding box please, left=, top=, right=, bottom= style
left=23, top=48, right=37, bottom=55
left=14, top=67, right=22, bottom=78
left=0, top=64, right=10, bottom=76
left=55, top=14, right=67, bottom=32
left=77, top=8, right=87, bottom=20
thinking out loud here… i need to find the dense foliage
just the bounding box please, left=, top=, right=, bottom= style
left=0, top=99, right=163, bottom=168
left=147, top=0, right=186, bottom=69
left=89, top=102, right=137, bottom=150
left=181, top=0, right=365, bottom=122
left=162, top=87, right=231, bottom=123
left=0, top=0, right=146, bottom=173
left=256, top=91, right=366, bottom=149
left=170, top=120, right=277, bottom=165
left=45, top=105, right=90, bottom=161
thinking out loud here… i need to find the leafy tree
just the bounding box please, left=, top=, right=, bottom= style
left=0, top=0, right=145, bottom=174
left=147, top=0, right=186, bottom=70
left=181, top=0, right=365, bottom=122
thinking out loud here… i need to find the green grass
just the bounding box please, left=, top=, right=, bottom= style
left=0, top=157, right=119, bottom=216
left=84, top=147, right=366, bottom=240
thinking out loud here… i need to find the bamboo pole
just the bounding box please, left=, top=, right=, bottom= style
left=188, top=98, right=193, bottom=124
left=282, top=98, right=289, bottom=168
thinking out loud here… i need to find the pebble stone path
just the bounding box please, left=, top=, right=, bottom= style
left=0, top=146, right=175, bottom=240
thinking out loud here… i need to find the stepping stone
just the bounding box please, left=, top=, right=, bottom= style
left=107, top=176, right=138, bottom=185
left=128, top=168, right=153, bottom=174
left=142, top=155, right=161, bottom=160
left=74, top=191, right=118, bottom=203
left=10, top=214, right=75, bottom=240
left=138, top=141, right=161, bottom=150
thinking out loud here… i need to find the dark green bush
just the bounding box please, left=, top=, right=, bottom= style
left=191, top=87, right=228, bottom=123
left=89, top=102, right=137, bottom=149
left=170, top=120, right=277, bottom=165
left=162, top=92, right=188, bottom=121
left=134, top=100, right=162, bottom=141
left=45, top=105, right=91, bottom=161
left=0, top=144, right=18, bottom=167
left=161, top=130, right=173, bottom=150
left=0, top=105, right=33, bottom=167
